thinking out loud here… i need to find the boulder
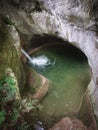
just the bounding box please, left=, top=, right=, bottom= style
left=48, top=117, right=87, bottom=130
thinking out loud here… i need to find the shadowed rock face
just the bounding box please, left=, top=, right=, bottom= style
left=0, top=0, right=98, bottom=120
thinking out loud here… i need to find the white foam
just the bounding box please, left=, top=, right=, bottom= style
left=31, top=55, right=51, bottom=68
left=96, top=39, right=98, bottom=42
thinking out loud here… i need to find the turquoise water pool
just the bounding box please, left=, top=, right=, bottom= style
left=30, top=44, right=90, bottom=127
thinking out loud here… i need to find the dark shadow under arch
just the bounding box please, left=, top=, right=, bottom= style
left=28, top=34, right=88, bottom=63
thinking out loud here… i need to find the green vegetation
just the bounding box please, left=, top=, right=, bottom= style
left=0, top=73, right=32, bottom=129
left=0, top=68, right=43, bottom=129
left=32, top=0, right=43, bottom=12
left=0, top=110, right=6, bottom=126
left=0, top=74, right=19, bottom=128
left=0, top=76, right=18, bottom=102
left=2, top=15, right=14, bottom=26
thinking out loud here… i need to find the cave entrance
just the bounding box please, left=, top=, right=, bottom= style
left=24, top=35, right=95, bottom=129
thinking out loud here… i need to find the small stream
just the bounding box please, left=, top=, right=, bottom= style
left=29, top=44, right=90, bottom=129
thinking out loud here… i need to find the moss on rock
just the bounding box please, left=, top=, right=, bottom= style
left=0, top=18, right=25, bottom=91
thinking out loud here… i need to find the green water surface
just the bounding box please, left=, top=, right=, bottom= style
left=31, top=44, right=90, bottom=125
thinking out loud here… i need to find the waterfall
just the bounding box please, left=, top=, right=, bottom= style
left=21, top=48, right=33, bottom=63
left=32, top=55, right=50, bottom=66
left=21, top=48, right=52, bottom=68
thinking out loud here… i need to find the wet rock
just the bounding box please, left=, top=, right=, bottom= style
left=48, top=117, right=73, bottom=130
left=34, top=121, right=44, bottom=130
left=26, top=72, right=35, bottom=88
left=31, top=74, right=50, bottom=100
left=72, top=119, right=87, bottom=130
left=48, top=117, right=87, bottom=130
left=21, top=54, right=27, bottom=63
left=23, top=65, right=50, bottom=101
